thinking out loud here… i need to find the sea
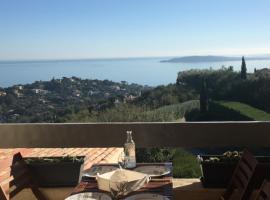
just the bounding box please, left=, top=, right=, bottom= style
left=0, top=57, right=270, bottom=88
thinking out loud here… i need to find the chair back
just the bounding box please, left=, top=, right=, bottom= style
left=221, top=150, right=258, bottom=200
left=255, top=180, right=270, bottom=200
left=0, top=185, right=8, bottom=200
left=0, top=152, right=46, bottom=200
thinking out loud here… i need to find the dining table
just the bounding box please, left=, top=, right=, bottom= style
left=66, top=163, right=173, bottom=200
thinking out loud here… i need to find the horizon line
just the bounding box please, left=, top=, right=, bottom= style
left=1, top=53, right=270, bottom=63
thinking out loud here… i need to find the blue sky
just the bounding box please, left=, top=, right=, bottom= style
left=0, top=0, right=270, bottom=60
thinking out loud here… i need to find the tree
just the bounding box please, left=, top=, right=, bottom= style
left=241, top=56, right=247, bottom=79
left=200, top=78, right=208, bottom=113
left=5, top=94, right=16, bottom=106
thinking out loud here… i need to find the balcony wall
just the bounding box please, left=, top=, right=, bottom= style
left=0, top=122, right=270, bottom=148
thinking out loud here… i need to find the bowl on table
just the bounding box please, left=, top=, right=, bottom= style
left=134, top=165, right=171, bottom=178
left=83, top=165, right=118, bottom=178
left=65, top=192, right=112, bottom=200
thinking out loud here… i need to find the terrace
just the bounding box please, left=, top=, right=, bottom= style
left=0, top=122, right=269, bottom=199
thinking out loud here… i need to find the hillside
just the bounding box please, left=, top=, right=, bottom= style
left=161, top=55, right=270, bottom=63
left=0, top=77, right=149, bottom=123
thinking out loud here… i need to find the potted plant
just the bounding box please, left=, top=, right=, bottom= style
left=199, top=151, right=270, bottom=188
left=25, top=155, right=85, bottom=187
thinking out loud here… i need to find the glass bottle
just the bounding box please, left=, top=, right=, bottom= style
left=124, top=131, right=136, bottom=168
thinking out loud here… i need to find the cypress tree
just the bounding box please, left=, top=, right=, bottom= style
left=200, top=78, right=208, bottom=113
left=241, top=56, right=247, bottom=79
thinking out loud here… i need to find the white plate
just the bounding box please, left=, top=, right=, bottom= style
left=83, top=165, right=118, bottom=178
left=65, top=192, right=112, bottom=200
left=134, top=166, right=171, bottom=177
left=125, top=193, right=169, bottom=200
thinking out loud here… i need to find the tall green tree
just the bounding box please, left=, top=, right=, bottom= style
left=200, top=78, right=208, bottom=113
left=241, top=56, right=247, bottom=79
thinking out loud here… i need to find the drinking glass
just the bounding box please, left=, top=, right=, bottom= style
left=118, top=151, right=126, bottom=169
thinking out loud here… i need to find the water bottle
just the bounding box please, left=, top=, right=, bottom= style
left=124, top=131, right=136, bottom=168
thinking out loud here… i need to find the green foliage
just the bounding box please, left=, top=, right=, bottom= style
left=136, top=147, right=202, bottom=178
left=136, top=148, right=175, bottom=163
left=25, top=155, right=84, bottom=164
left=177, top=67, right=270, bottom=113
left=173, top=149, right=201, bottom=178
left=95, top=104, right=146, bottom=122
left=200, top=78, right=208, bottom=113
left=202, top=151, right=242, bottom=163
left=134, top=84, right=197, bottom=109
left=4, top=93, right=16, bottom=105
left=241, top=56, right=247, bottom=79
left=177, top=67, right=239, bottom=100
left=67, top=100, right=200, bottom=122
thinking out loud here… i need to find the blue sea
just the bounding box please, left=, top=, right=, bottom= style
left=0, top=57, right=270, bottom=87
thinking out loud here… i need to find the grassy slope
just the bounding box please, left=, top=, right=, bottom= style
left=218, top=101, right=270, bottom=121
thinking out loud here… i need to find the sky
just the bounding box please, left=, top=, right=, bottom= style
left=0, top=0, right=270, bottom=60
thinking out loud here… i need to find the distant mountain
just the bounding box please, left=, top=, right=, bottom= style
left=161, top=55, right=270, bottom=63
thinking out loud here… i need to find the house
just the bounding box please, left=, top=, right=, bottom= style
left=104, top=92, right=110, bottom=97
left=114, top=99, right=120, bottom=105
left=72, top=90, right=81, bottom=97
left=15, top=85, right=23, bottom=90
left=0, top=91, right=7, bottom=97
left=32, top=89, right=49, bottom=95
left=125, top=94, right=137, bottom=102
left=13, top=89, right=23, bottom=98
left=111, top=85, right=120, bottom=90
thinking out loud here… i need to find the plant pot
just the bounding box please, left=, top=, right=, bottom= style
left=25, top=156, right=85, bottom=187
left=200, top=155, right=270, bottom=188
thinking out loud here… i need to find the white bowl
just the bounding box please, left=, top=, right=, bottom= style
left=96, top=169, right=149, bottom=196
left=65, top=192, right=112, bottom=200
